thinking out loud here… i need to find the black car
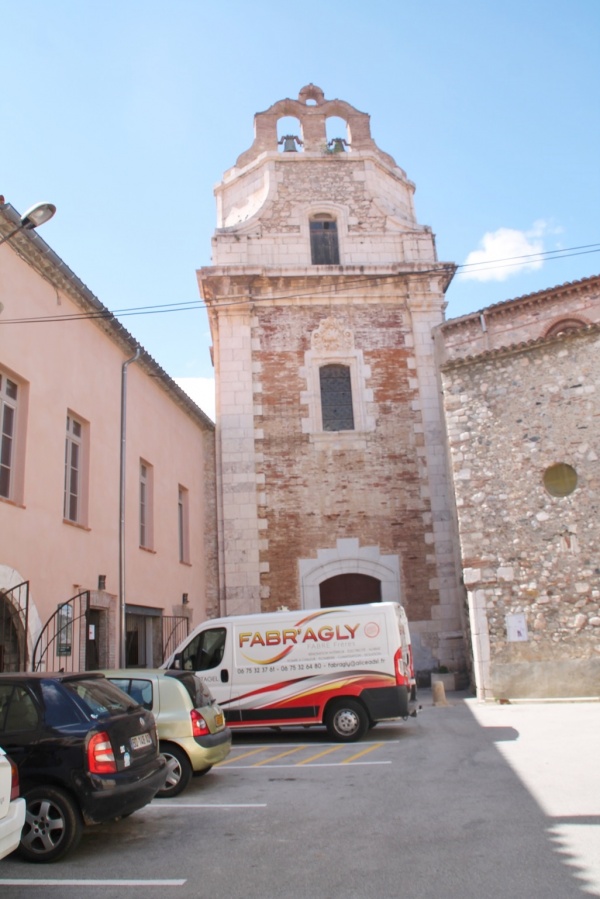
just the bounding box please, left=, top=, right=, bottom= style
left=0, top=672, right=167, bottom=862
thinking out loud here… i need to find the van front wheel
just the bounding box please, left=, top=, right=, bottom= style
left=325, top=699, right=369, bottom=742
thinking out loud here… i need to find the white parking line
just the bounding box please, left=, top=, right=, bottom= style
left=223, top=761, right=391, bottom=768
left=145, top=802, right=267, bottom=808
left=0, top=880, right=186, bottom=887
left=228, top=740, right=401, bottom=748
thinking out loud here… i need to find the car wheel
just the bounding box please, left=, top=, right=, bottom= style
left=325, top=699, right=369, bottom=742
left=20, top=785, right=82, bottom=863
left=158, top=744, right=192, bottom=798
left=192, top=765, right=212, bottom=778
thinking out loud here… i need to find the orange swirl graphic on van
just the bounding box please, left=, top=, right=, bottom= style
left=238, top=609, right=361, bottom=665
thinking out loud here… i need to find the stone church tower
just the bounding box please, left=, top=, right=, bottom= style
left=198, top=85, right=465, bottom=671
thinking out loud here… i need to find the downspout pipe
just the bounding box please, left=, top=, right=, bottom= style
left=119, top=346, right=141, bottom=668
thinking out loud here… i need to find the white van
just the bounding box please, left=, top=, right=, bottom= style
left=165, top=602, right=417, bottom=742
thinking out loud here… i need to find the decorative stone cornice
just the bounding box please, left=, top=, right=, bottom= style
left=441, top=320, right=600, bottom=370
left=441, top=273, right=600, bottom=333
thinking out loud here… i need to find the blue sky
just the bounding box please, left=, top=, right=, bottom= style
left=2, top=1, right=599, bottom=420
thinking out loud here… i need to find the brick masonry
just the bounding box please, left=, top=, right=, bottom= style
left=199, top=87, right=466, bottom=674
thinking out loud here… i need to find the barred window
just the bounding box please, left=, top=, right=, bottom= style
left=310, top=215, right=340, bottom=265
left=320, top=364, right=354, bottom=431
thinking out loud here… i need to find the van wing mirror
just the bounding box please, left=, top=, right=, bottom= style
left=172, top=652, right=182, bottom=670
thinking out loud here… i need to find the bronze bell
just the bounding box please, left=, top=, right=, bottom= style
left=329, top=137, right=346, bottom=153
left=281, top=135, right=298, bottom=152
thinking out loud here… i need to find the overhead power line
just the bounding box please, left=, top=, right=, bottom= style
left=0, top=242, right=598, bottom=326
left=458, top=243, right=600, bottom=274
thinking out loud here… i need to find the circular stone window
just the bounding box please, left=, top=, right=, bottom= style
left=543, top=463, right=578, bottom=497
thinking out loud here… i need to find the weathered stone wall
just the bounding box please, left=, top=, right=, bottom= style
left=437, top=276, right=600, bottom=365
left=254, top=300, right=435, bottom=614
left=441, top=325, right=600, bottom=698
left=213, top=156, right=433, bottom=267
left=201, top=86, right=466, bottom=676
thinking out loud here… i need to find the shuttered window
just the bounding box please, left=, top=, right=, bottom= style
left=310, top=216, right=340, bottom=265
left=320, top=364, right=354, bottom=431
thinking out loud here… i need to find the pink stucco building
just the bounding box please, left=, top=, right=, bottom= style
left=0, top=201, right=217, bottom=672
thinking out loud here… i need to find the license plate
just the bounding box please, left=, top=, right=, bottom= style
left=130, top=732, right=152, bottom=750
left=215, top=712, right=224, bottom=728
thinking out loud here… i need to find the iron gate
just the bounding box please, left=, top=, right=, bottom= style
left=162, top=615, right=189, bottom=664
left=32, top=590, right=91, bottom=673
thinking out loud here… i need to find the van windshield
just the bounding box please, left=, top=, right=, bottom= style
left=182, top=627, right=226, bottom=672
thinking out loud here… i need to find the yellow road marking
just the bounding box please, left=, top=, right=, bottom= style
left=297, top=745, right=343, bottom=765
left=253, top=746, right=306, bottom=766
left=217, top=747, right=267, bottom=765
left=342, top=742, right=385, bottom=763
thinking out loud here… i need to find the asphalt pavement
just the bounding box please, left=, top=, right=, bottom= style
left=0, top=688, right=598, bottom=899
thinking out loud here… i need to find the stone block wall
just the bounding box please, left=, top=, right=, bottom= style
left=441, top=325, right=600, bottom=698
left=247, top=285, right=464, bottom=671
left=213, top=156, right=432, bottom=267
left=438, top=276, right=600, bottom=365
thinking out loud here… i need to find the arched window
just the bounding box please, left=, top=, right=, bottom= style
left=325, top=116, right=350, bottom=153
left=320, top=364, right=354, bottom=431
left=544, top=318, right=587, bottom=338
left=277, top=116, right=303, bottom=153
left=310, top=214, right=340, bottom=265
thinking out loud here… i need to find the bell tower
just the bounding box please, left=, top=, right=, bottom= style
left=198, top=86, right=465, bottom=672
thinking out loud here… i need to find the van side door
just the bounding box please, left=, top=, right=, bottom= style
left=180, top=625, right=232, bottom=707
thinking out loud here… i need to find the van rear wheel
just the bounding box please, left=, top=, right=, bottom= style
left=325, top=699, right=369, bottom=742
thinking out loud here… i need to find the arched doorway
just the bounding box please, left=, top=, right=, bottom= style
left=0, top=589, right=26, bottom=671
left=319, top=573, right=381, bottom=608
left=299, top=538, right=402, bottom=610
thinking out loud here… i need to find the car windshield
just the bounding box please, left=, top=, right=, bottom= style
left=63, top=678, right=139, bottom=719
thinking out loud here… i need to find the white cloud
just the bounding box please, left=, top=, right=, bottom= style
left=460, top=221, right=554, bottom=282
left=175, top=377, right=215, bottom=421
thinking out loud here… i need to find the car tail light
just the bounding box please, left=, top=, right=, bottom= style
left=9, top=756, right=19, bottom=802
left=190, top=709, right=210, bottom=737
left=88, top=731, right=117, bottom=774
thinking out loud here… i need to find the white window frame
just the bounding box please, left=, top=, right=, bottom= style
left=63, top=413, right=89, bottom=525
left=0, top=370, right=23, bottom=503
left=178, top=485, right=190, bottom=564
left=139, top=460, right=154, bottom=549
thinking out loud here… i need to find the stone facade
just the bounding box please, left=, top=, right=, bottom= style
left=198, top=86, right=466, bottom=673
left=436, top=275, right=600, bottom=698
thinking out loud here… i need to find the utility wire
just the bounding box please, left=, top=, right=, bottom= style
left=458, top=241, right=600, bottom=268
left=0, top=242, right=598, bottom=326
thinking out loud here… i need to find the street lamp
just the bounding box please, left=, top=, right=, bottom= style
left=0, top=201, right=56, bottom=246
